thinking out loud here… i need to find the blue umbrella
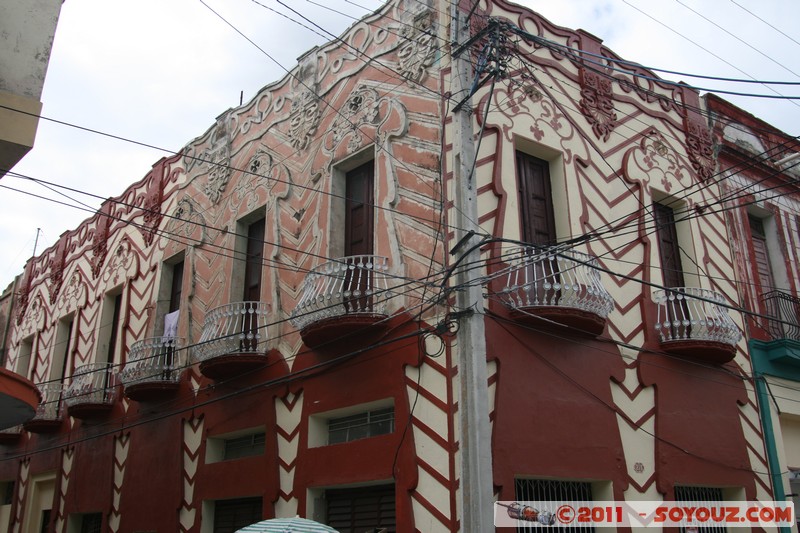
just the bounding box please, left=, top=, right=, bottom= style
left=236, top=517, right=339, bottom=533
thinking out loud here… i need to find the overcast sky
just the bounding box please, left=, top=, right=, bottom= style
left=2, top=0, right=798, bottom=289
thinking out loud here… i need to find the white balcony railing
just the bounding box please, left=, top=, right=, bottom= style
left=31, top=383, right=64, bottom=421
left=120, top=336, right=186, bottom=386
left=653, top=288, right=741, bottom=345
left=290, top=255, right=391, bottom=331
left=63, top=363, right=117, bottom=408
left=498, top=247, right=614, bottom=317
left=193, top=301, right=271, bottom=362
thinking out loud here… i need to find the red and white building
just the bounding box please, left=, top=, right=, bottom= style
left=0, top=1, right=778, bottom=531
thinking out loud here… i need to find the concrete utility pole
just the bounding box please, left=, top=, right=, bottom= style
left=450, top=3, right=495, bottom=531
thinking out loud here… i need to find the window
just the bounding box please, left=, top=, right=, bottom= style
left=328, top=407, right=394, bottom=445
left=674, top=485, right=726, bottom=533
left=52, top=317, right=74, bottom=384
left=223, top=433, right=265, bottom=461
left=517, top=151, right=557, bottom=246
left=72, top=513, right=102, bottom=533
left=205, top=428, right=266, bottom=463
left=16, top=336, right=34, bottom=380
left=213, top=497, right=262, bottom=533
left=515, top=479, right=594, bottom=533
left=243, top=218, right=265, bottom=302
left=1, top=480, right=13, bottom=505
left=96, top=291, right=123, bottom=368
left=324, top=484, right=395, bottom=533
left=169, top=260, right=184, bottom=314
left=653, top=202, right=686, bottom=289
left=344, top=162, right=375, bottom=257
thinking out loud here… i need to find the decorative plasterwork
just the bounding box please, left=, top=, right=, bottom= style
left=330, top=85, right=383, bottom=153
left=397, top=9, right=437, bottom=82
left=55, top=271, right=87, bottom=316
left=622, top=132, right=692, bottom=193
left=685, top=119, right=715, bottom=181
left=579, top=68, right=617, bottom=142
left=247, top=147, right=286, bottom=192
left=48, top=238, right=69, bottom=305
left=91, top=202, right=114, bottom=278
left=168, top=198, right=210, bottom=245
left=15, top=264, right=33, bottom=326
left=142, top=169, right=165, bottom=245
left=200, top=117, right=232, bottom=204
left=16, top=295, right=43, bottom=339
left=287, top=89, right=321, bottom=151
left=101, top=237, right=139, bottom=286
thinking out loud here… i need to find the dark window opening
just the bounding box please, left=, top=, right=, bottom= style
left=223, top=433, right=266, bottom=461
left=213, top=497, right=262, bottom=533
left=243, top=218, right=265, bottom=302
left=79, top=513, right=103, bottom=533
left=169, top=260, right=184, bottom=313
left=106, top=294, right=123, bottom=366
left=325, top=484, right=395, bottom=533
left=344, top=162, right=375, bottom=257
left=653, top=202, right=686, bottom=289
left=517, top=151, right=557, bottom=247
left=59, top=319, right=74, bottom=385
left=1, top=481, right=13, bottom=505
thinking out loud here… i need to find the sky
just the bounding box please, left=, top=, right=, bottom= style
left=2, top=0, right=799, bottom=289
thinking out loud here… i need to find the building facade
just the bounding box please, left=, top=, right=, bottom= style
left=0, top=1, right=780, bottom=532
left=707, top=93, right=800, bottom=529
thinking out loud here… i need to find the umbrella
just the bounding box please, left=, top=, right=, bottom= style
left=236, top=517, right=340, bottom=533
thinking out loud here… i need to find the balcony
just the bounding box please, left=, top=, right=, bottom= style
left=496, top=247, right=614, bottom=337
left=0, top=367, right=40, bottom=430
left=63, top=363, right=117, bottom=420
left=290, top=255, right=392, bottom=349
left=653, top=288, right=741, bottom=364
left=762, top=290, right=800, bottom=342
left=120, top=337, right=186, bottom=401
left=756, top=291, right=800, bottom=367
left=193, top=301, right=271, bottom=380
left=23, top=383, right=64, bottom=433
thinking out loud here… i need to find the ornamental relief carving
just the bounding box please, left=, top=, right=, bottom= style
left=397, top=9, right=437, bottom=83
left=685, top=120, right=715, bottom=181
left=579, top=68, right=617, bottom=142
left=48, top=238, right=71, bottom=305
left=101, top=237, right=139, bottom=286
left=202, top=146, right=232, bottom=204
left=55, top=271, right=87, bottom=316
left=492, top=81, right=584, bottom=165
left=330, top=85, right=383, bottom=153
left=194, top=116, right=232, bottom=205
left=167, top=198, right=211, bottom=245
left=287, top=89, right=321, bottom=151
left=622, top=132, right=692, bottom=193
left=16, top=293, right=44, bottom=336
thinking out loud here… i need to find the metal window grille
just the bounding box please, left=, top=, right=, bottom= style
left=674, top=486, right=726, bottom=533
left=514, top=479, right=594, bottom=533
left=325, top=484, right=396, bottom=533
left=328, top=407, right=394, bottom=445
left=223, top=433, right=266, bottom=461
left=79, top=513, right=103, bottom=533
left=213, top=497, right=262, bottom=533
